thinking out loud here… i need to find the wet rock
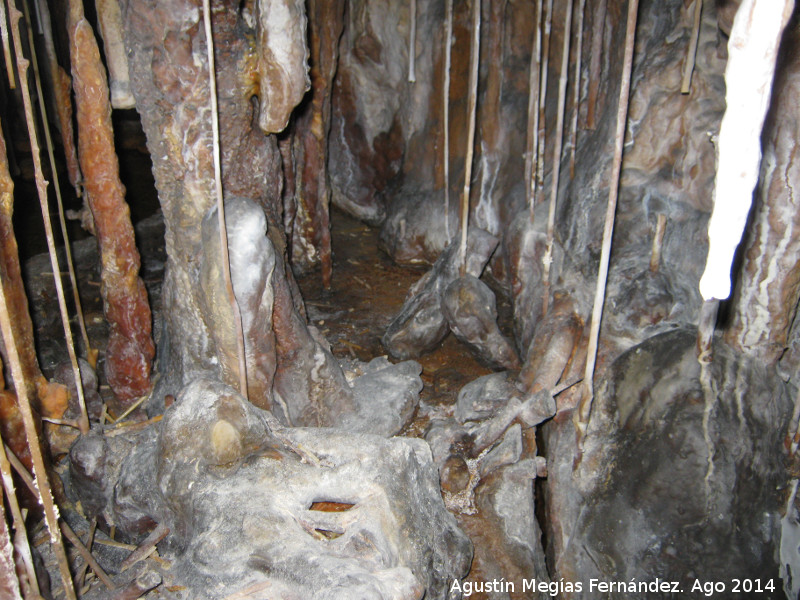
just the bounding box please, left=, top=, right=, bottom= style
left=442, top=275, right=520, bottom=371
left=478, top=423, right=522, bottom=478
left=52, top=358, right=103, bottom=422
left=383, top=229, right=498, bottom=360
left=472, top=458, right=550, bottom=599
left=68, top=433, right=109, bottom=519
left=544, top=328, right=792, bottom=595
left=152, top=378, right=471, bottom=599
left=379, top=189, right=458, bottom=267
left=455, top=372, right=518, bottom=424
left=344, top=356, right=422, bottom=436
left=518, top=292, right=583, bottom=394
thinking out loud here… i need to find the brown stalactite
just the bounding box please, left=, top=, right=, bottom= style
left=290, top=0, right=344, bottom=287
left=67, top=0, right=154, bottom=405
left=35, top=0, right=83, bottom=197
left=726, top=33, right=800, bottom=365
left=0, top=122, right=41, bottom=398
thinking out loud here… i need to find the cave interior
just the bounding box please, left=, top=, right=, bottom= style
left=0, top=0, right=797, bottom=598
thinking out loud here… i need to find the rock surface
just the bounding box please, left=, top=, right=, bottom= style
left=543, top=329, right=791, bottom=596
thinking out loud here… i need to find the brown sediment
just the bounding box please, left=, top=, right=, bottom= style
left=67, top=0, right=154, bottom=405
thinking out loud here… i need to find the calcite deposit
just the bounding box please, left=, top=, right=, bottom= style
left=68, top=0, right=154, bottom=405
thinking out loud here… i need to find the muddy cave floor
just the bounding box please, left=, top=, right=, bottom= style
left=24, top=207, right=529, bottom=598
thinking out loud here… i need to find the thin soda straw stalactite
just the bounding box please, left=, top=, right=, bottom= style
left=202, top=0, right=248, bottom=399
left=569, top=0, right=586, bottom=178
left=22, top=0, right=95, bottom=369
left=525, top=0, right=542, bottom=216
left=576, top=0, right=640, bottom=448
left=7, top=0, right=89, bottom=434
left=459, top=0, right=481, bottom=275
left=0, top=114, right=76, bottom=600
left=0, top=438, right=38, bottom=597
left=534, top=0, right=553, bottom=208
left=408, top=0, right=416, bottom=82
left=681, top=0, right=702, bottom=94
left=0, top=0, right=14, bottom=88
left=585, top=0, right=607, bottom=130
left=443, top=0, right=452, bottom=241
left=541, top=0, right=574, bottom=317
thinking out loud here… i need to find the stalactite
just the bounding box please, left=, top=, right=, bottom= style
left=291, top=0, right=344, bottom=289
left=681, top=0, right=703, bottom=94
left=202, top=0, right=248, bottom=399
left=443, top=0, right=452, bottom=241
left=541, top=0, right=573, bottom=316
left=534, top=0, right=553, bottom=206
left=408, top=0, right=416, bottom=83
left=0, top=493, right=20, bottom=599
left=94, top=0, right=135, bottom=108
left=568, top=0, right=586, bottom=177
left=0, top=438, right=37, bottom=598
left=525, top=0, right=542, bottom=214
left=4, top=2, right=86, bottom=435
left=67, top=0, right=154, bottom=406
left=722, top=0, right=799, bottom=364
left=34, top=0, right=83, bottom=198
left=21, top=0, right=95, bottom=368
left=0, top=8, right=75, bottom=577
left=699, top=0, right=793, bottom=302
left=0, top=0, right=13, bottom=89
left=585, top=0, right=607, bottom=130
left=459, top=0, right=481, bottom=274
left=576, top=0, right=640, bottom=448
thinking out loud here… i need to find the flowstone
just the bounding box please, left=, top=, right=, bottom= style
left=73, top=379, right=472, bottom=599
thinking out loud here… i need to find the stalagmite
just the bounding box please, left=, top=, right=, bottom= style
left=542, top=0, right=573, bottom=315
left=698, top=0, right=793, bottom=302
left=525, top=0, right=542, bottom=213
left=649, top=213, right=667, bottom=273
left=576, top=0, right=640, bottom=445
left=94, top=0, right=135, bottom=108
left=569, top=0, right=586, bottom=177
left=67, top=0, right=154, bottom=406
left=459, top=0, right=481, bottom=274
left=202, top=0, right=248, bottom=398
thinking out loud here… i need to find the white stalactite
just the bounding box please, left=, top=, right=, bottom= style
left=698, top=0, right=793, bottom=301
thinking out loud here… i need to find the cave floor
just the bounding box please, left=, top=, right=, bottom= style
left=24, top=206, right=519, bottom=599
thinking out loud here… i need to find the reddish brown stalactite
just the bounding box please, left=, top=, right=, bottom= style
left=54, top=67, right=83, bottom=198
left=290, top=0, right=344, bottom=287
left=0, top=122, right=41, bottom=398
left=67, top=1, right=154, bottom=405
